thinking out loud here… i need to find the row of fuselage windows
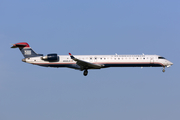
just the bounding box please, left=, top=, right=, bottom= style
left=66, top=57, right=153, bottom=60
left=66, top=56, right=165, bottom=60
left=67, top=57, right=165, bottom=60
left=93, top=57, right=147, bottom=60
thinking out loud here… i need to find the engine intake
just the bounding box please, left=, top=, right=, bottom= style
left=41, top=54, right=59, bottom=61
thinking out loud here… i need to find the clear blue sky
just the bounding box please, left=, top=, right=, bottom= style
left=0, top=0, right=180, bottom=120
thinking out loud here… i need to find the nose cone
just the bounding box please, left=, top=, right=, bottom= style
left=167, top=61, right=173, bottom=67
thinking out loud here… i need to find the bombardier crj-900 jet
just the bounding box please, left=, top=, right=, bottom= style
left=11, top=42, right=173, bottom=76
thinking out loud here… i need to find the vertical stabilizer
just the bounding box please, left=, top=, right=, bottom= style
left=11, top=42, right=43, bottom=58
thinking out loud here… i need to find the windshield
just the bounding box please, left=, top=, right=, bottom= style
left=158, top=57, right=166, bottom=59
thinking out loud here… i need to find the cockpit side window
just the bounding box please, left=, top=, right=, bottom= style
left=158, top=57, right=165, bottom=59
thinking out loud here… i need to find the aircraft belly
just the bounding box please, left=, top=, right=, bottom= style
left=37, top=63, right=82, bottom=69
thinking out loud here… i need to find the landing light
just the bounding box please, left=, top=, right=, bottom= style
left=167, top=65, right=171, bottom=68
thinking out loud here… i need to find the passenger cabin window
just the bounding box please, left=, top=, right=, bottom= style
left=158, top=57, right=165, bottom=59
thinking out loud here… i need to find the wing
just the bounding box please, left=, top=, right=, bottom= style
left=69, top=53, right=103, bottom=70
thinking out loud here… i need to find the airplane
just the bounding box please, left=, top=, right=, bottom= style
left=11, top=42, right=173, bottom=76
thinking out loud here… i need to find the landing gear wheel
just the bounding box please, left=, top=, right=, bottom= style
left=83, top=70, right=88, bottom=76
left=162, top=67, right=165, bottom=72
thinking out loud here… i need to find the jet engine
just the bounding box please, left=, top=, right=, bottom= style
left=41, top=54, right=59, bottom=61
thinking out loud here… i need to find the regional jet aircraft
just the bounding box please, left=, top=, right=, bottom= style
left=11, top=42, right=173, bottom=76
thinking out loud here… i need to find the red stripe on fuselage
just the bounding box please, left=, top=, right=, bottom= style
left=32, top=62, right=165, bottom=67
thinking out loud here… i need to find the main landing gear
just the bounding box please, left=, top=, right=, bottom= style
left=83, top=69, right=88, bottom=76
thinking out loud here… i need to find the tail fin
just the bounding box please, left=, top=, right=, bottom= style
left=11, top=42, right=43, bottom=58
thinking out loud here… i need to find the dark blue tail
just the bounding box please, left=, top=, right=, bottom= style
left=11, top=42, right=43, bottom=58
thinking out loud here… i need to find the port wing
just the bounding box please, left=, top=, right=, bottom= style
left=69, top=53, right=102, bottom=69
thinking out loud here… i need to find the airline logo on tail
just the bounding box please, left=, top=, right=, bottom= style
left=24, top=50, right=32, bottom=55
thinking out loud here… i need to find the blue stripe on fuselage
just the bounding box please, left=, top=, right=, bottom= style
left=35, top=63, right=163, bottom=69
left=103, top=63, right=162, bottom=68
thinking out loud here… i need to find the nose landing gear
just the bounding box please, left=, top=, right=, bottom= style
left=162, top=67, right=165, bottom=72
left=83, top=69, right=88, bottom=76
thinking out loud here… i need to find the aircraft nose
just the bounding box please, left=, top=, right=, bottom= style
left=168, top=60, right=173, bottom=65
left=167, top=61, right=173, bottom=67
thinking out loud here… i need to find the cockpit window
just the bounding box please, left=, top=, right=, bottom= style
left=158, top=57, right=165, bottom=59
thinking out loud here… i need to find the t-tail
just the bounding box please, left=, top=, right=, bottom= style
left=11, top=42, right=43, bottom=58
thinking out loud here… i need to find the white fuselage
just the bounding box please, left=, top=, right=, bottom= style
left=12, top=42, right=173, bottom=76
left=23, top=54, right=173, bottom=69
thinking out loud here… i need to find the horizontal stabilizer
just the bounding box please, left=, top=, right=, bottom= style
left=11, top=42, right=30, bottom=48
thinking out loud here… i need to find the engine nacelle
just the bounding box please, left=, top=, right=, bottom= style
left=41, top=54, right=59, bottom=61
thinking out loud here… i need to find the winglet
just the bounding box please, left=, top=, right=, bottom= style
left=69, top=53, right=75, bottom=59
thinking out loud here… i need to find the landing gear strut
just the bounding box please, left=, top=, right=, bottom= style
left=162, top=67, right=165, bottom=72
left=83, top=69, right=88, bottom=76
